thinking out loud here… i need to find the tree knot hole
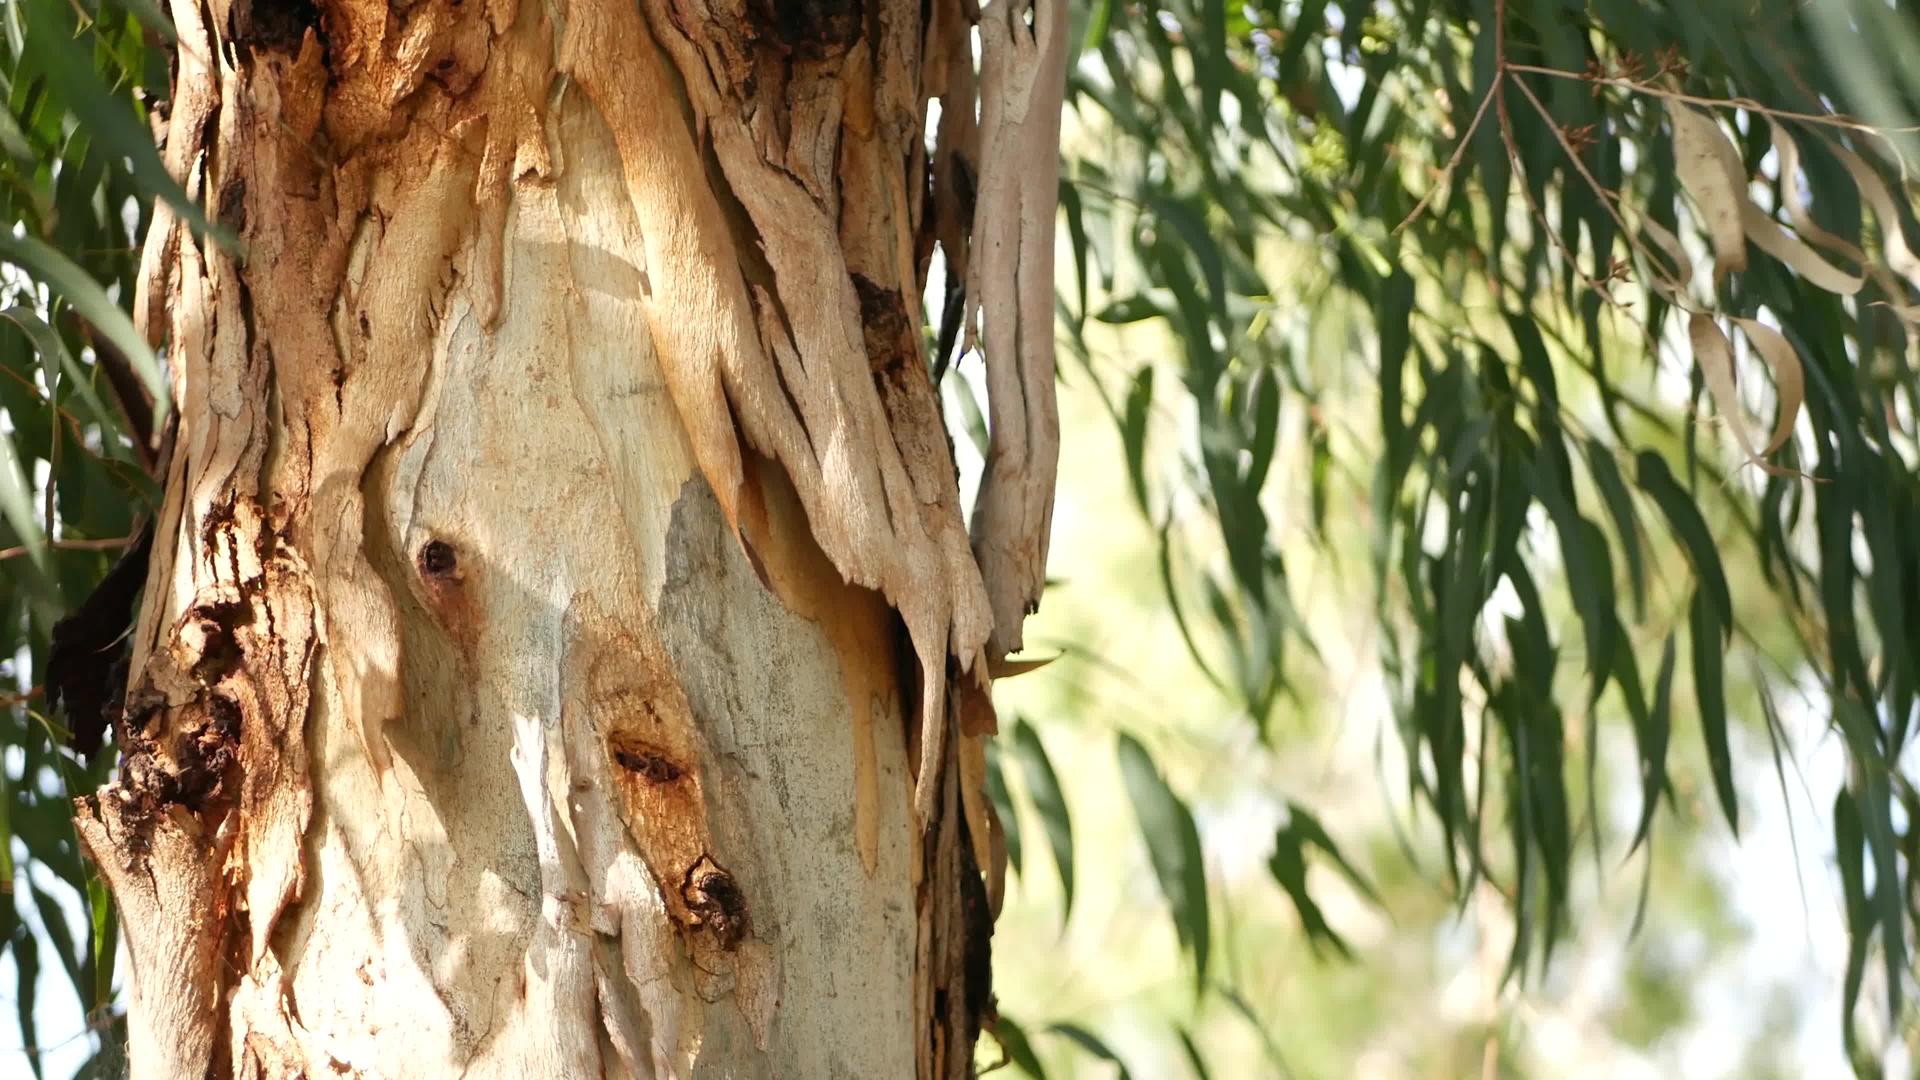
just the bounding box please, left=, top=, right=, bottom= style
left=231, top=0, right=320, bottom=52
left=747, top=0, right=864, bottom=61
left=186, top=598, right=252, bottom=684
left=681, top=854, right=749, bottom=950
left=417, top=539, right=459, bottom=579
left=609, top=736, right=685, bottom=784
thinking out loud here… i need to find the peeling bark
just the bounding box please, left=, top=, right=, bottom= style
left=73, top=0, right=1064, bottom=1076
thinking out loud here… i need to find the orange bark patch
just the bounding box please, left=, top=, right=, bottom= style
left=569, top=609, right=724, bottom=941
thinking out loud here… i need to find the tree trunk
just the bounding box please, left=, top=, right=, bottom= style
left=70, top=0, right=1063, bottom=1076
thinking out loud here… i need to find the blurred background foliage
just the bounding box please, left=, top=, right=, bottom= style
left=3, top=0, right=1920, bottom=1076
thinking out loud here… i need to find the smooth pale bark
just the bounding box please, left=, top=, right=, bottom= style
left=72, top=0, right=1064, bottom=1076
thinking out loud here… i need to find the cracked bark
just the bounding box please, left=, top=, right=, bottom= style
left=72, top=0, right=1065, bottom=1076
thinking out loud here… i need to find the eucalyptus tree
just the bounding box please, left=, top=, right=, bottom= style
left=3, top=0, right=1920, bottom=1077
left=7, top=0, right=1066, bottom=1076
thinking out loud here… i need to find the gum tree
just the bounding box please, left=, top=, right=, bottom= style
left=25, top=0, right=1065, bottom=1075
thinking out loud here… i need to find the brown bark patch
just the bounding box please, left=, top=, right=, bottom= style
left=852, top=271, right=914, bottom=378
left=115, top=693, right=241, bottom=817
left=573, top=611, right=726, bottom=938
left=184, top=598, right=253, bottom=684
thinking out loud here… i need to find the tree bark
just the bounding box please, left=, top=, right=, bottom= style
left=71, top=0, right=1064, bottom=1076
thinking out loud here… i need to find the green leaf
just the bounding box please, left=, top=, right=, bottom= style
left=15, top=921, right=43, bottom=1079
left=984, top=739, right=1023, bottom=878
left=1688, top=588, right=1738, bottom=835
left=24, top=881, right=80, bottom=995
left=993, top=1015, right=1048, bottom=1079
left=1243, top=365, right=1280, bottom=498
left=0, top=103, right=34, bottom=169
left=1833, top=698, right=1905, bottom=1021
left=1048, top=1023, right=1133, bottom=1080
left=1010, top=718, right=1074, bottom=918
left=0, top=762, right=12, bottom=891
left=0, top=310, right=66, bottom=392
left=1833, top=787, right=1871, bottom=1060
left=1268, top=803, right=1376, bottom=959
left=1081, top=0, right=1113, bottom=56
left=1116, top=732, right=1209, bottom=986
left=1635, top=451, right=1732, bottom=632
left=1158, top=520, right=1228, bottom=692
left=1094, top=295, right=1166, bottom=324
left=21, top=0, right=215, bottom=244
left=0, top=396, right=45, bottom=570
left=1582, top=442, right=1646, bottom=621
left=117, top=0, right=180, bottom=41
left=1628, top=633, right=1677, bottom=856
left=1198, top=0, right=1227, bottom=132
left=1148, top=194, right=1227, bottom=332
left=1532, top=456, right=1616, bottom=705
left=1060, top=180, right=1089, bottom=325
left=88, top=874, right=113, bottom=1013
left=1378, top=269, right=1415, bottom=483
left=0, top=232, right=164, bottom=409
left=1176, top=1026, right=1211, bottom=1080
left=943, top=372, right=990, bottom=458
left=1121, top=366, right=1153, bottom=513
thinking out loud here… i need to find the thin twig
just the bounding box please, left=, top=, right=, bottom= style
left=1498, top=72, right=1631, bottom=311
left=0, top=536, right=135, bottom=563
left=1504, top=62, right=1920, bottom=135
left=1507, top=76, right=1636, bottom=242
left=1489, top=2, right=1631, bottom=314
left=1394, top=80, right=1502, bottom=235
left=1505, top=72, right=1696, bottom=335
left=0, top=684, right=42, bottom=709
left=44, top=375, right=60, bottom=547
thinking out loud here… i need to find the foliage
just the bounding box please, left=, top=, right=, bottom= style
left=4, top=0, right=1920, bottom=1076
left=994, top=0, right=1920, bottom=1073
left=0, top=0, right=173, bottom=1071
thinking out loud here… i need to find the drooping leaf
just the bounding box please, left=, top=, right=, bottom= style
left=0, top=394, right=45, bottom=570
left=1628, top=633, right=1677, bottom=856
left=1175, top=1026, right=1211, bottom=1080
left=87, top=874, right=113, bottom=1013
left=992, top=1014, right=1048, bottom=1079
left=1121, top=366, right=1154, bottom=514
left=1666, top=100, right=1746, bottom=279
left=1583, top=442, right=1647, bottom=621
left=1094, top=295, right=1167, bottom=325
left=984, top=739, right=1023, bottom=879
left=1010, top=718, right=1075, bottom=919
left=1635, top=451, right=1732, bottom=633
left=1116, top=733, right=1209, bottom=987
left=0, top=233, right=164, bottom=408
left=19, top=0, right=218, bottom=244
left=1048, top=1023, right=1134, bottom=1080
left=0, top=763, right=12, bottom=891
left=1688, top=588, right=1738, bottom=835
left=1268, top=802, right=1378, bottom=960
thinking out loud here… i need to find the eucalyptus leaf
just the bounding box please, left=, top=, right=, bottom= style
left=1116, top=733, right=1209, bottom=987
